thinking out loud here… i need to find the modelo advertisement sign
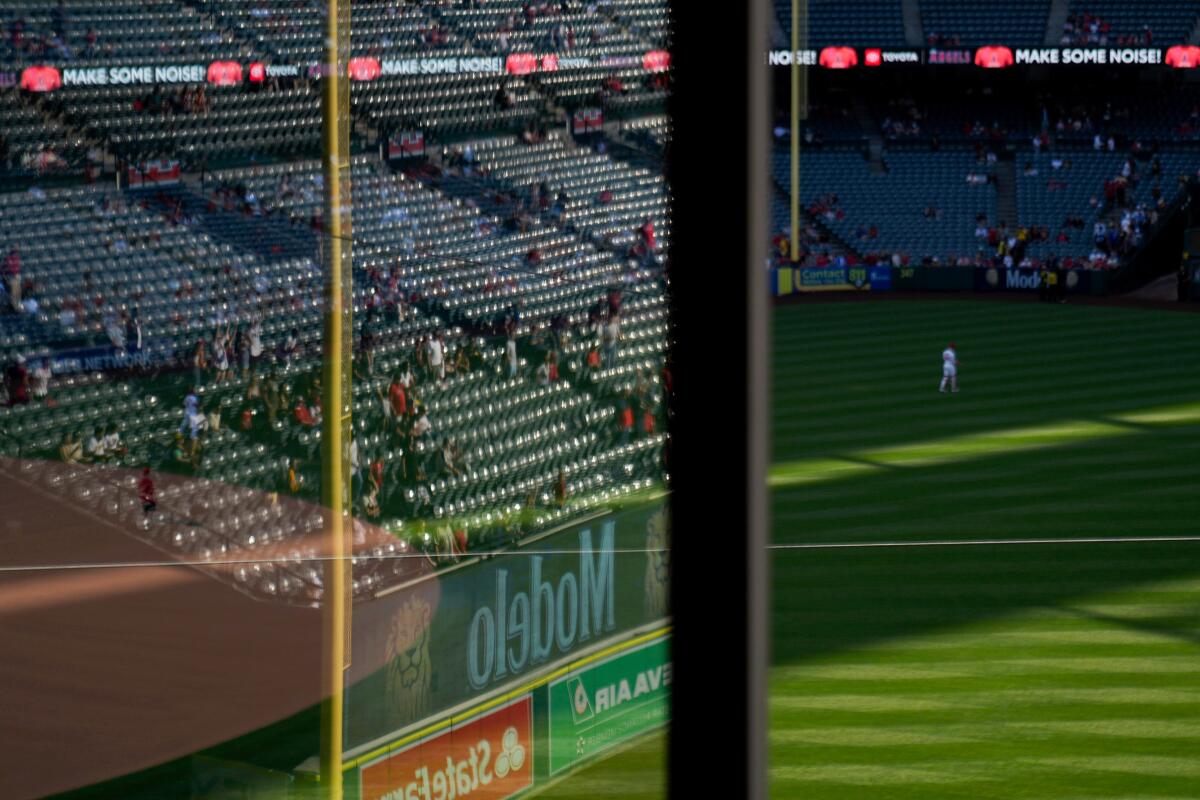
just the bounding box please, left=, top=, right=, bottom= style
left=344, top=503, right=670, bottom=751
left=547, top=635, right=670, bottom=775
left=974, top=267, right=1092, bottom=294
left=358, top=695, right=534, bottom=800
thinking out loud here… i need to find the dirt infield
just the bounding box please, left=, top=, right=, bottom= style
left=0, top=459, right=325, bottom=800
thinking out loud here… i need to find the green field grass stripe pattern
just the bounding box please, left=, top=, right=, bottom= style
left=767, top=303, right=1200, bottom=799
left=544, top=302, right=1200, bottom=799
left=770, top=401, right=1200, bottom=490
left=769, top=560, right=1200, bottom=799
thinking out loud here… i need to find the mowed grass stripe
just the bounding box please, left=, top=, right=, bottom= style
left=771, top=567, right=1200, bottom=795
left=770, top=726, right=982, bottom=747
left=1014, top=719, right=1200, bottom=739
left=774, top=377, right=1200, bottom=446
left=770, top=402, right=1200, bottom=488
left=530, top=731, right=666, bottom=799
left=772, top=430, right=1200, bottom=546
left=775, top=338, right=1192, bottom=397
left=769, top=302, right=1200, bottom=799
left=553, top=302, right=1200, bottom=799
left=771, top=301, right=1198, bottom=358
left=771, top=302, right=1200, bottom=458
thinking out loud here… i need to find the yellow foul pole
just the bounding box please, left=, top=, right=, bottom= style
left=790, top=0, right=807, bottom=261
left=319, top=0, right=352, bottom=796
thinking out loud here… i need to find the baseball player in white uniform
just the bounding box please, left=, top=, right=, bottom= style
left=939, top=343, right=959, bottom=393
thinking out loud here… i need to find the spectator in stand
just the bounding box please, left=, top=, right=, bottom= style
left=139, top=468, right=157, bottom=514
left=104, top=425, right=126, bottom=461
left=348, top=436, right=362, bottom=499
left=285, top=458, right=303, bottom=494
left=427, top=331, right=445, bottom=381
left=411, top=407, right=433, bottom=480
left=442, top=437, right=465, bottom=478
left=212, top=327, right=232, bottom=381
left=452, top=345, right=470, bottom=376
left=505, top=334, right=519, bottom=378
left=602, top=310, right=620, bottom=369
left=29, top=357, right=51, bottom=404
left=84, top=426, right=107, bottom=463
left=617, top=391, right=635, bottom=443
left=125, top=309, right=142, bottom=354
left=386, top=371, right=408, bottom=421
left=5, top=355, right=29, bottom=406
left=5, top=246, right=21, bottom=312
left=191, top=338, right=208, bottom=387
left=59, top=431, right=82, bottom=464
left=280, top=327, right=300, bottom=365
left=293, top=393, right=318, bottom=428
left=494, top=81, right=515, bottom=109
left=555, top=469, right=567, bottom=508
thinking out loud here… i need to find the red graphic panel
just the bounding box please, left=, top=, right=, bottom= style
left=506, top=53, right=537, bottom=74
left=819, top=47, right=858, bottom=69
left=348, top=57, right=382, bottom=81
left=974, top=46, right=1014, bottom=68
left=207, top=61, right=243, bottom=85
left=360, top=696, right=533, bottom=800
left=20, top=66, right=61, bottom=92
left=642, top=50, right=670, bottom=72
left=1166, top=45, right=1200, bottom=68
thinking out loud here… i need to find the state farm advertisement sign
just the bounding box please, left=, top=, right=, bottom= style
left=360, top=696, right=533, bottom=800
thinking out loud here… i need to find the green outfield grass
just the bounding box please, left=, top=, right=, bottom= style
left=561, top=298, right=1200, bottom=798
left=531, top=731, right=667, bottom=799
left=771, top=300, right=1200, bottom=798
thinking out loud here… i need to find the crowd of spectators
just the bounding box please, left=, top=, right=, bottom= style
left=925, top=32, right=964, bottom=48
left=1061, top=12, right=1152, bottom=46
left=1, top=2, right=98, bottom=62
left=133, top=85, right=210, bottom=116
left=772, top=133, right=1194, bottom=275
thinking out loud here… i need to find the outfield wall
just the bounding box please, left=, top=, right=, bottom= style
left=298, top=500, right=674, bottom=799
left=772, top=265, right=1112, bottom=296
left=342, top=627, right=671, bottom=800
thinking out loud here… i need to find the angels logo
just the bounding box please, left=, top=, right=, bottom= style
left=385, top=596, right=433, bottom=724
left=643, top=508, right=669, bottom=620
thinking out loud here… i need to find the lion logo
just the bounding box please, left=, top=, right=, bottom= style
left=643, top=508, right=670, bottom=619
left=385, top=595, right=433, bottom=724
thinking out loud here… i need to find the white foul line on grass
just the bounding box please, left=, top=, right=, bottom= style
left=769, top=536, right=1200, bottom=551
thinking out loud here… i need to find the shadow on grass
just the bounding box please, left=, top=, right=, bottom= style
left=772, top=540, right=1200, bottom=666
left=1057, top=603, right=1200, bottom=649
left=771, top=430, right=1200, bottom=666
